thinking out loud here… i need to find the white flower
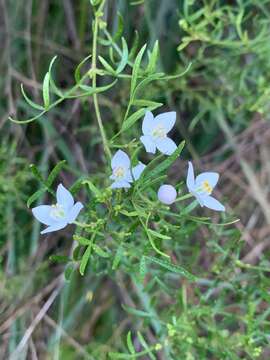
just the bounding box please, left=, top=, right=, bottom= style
left=140, top=111, right=177, bottom=155
left=186, top=162, right=225, bottom=212
left=158, top=184, right=177, bottom=205
left=32, top=184, right=83, bottom=234
left=110, top=150, right=145, bottom=189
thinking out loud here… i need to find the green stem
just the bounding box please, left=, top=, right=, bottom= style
left=175, top=193, right=193, bottom=202
left=91, top=1, right=111, bottom=159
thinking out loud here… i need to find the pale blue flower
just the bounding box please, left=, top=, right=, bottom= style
left=186, top=162, right=225, bottom=212
left=158, top=184, right=177, bottom=205
left=110, top=150, right=145, bottom=189
left=32, top=184, right=83, bottom=234
left=140, top=111, right=177, bottom=155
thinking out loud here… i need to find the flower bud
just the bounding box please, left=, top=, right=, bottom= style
left=157, top=185, right=177, bottom=205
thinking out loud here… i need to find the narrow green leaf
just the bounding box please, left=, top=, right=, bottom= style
left=143, top=140, right=185, bottom=181
left=139, top=256, right=147, bottom=282
left=73, top=235, right=91, bottom=246
left=30, top=164, right=46, bottom=184
left=131, top=44, right=147, bottom=95
left=98, top=55, right=116, bottom=74
left=21, top=85, right=44, bottom=111
left=146, top=40, right=159, bottom=74
left=122, top=304, right=152, bottom=318
left=116, top=37, right=129, bottom=74
left=82, top=179, right=102, bottom=197
left=46, top=160, right=66, bottom=187
left=112, top=245, right=123, bottom=270
left=133, top=99, right=163, bottom=108
left=92, top=244, right=110, bottom=258
left=74, top=54, right=92, bottom=84
left=127, top=331, right=135, bottom=354
left=148, top=229, right=171, bottom=240
left=42, top=72, right=50, bottom=109
left=145, top=256, right=197, bottom=281
left=49, top=255, right=70, bottom=263
left=27, top=188, right=46, bottom=208
left=129, top=30, right=139, bottom=60
left=121, top=108, right=146, bottom=132
left=64, top=263, right=74, bottom=281
left=113, top=12, right=124, bottom=42
left=80, top=244, right=92, bottom=275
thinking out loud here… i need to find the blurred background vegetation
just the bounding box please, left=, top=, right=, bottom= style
left=1, top=0, right=270, bottom=359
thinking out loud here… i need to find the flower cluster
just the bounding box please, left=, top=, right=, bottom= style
left=32, top=110, right=225, bottom=235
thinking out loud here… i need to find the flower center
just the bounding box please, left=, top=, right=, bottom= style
left=50, top=203, right=66, bottom=220
left=152, top=124, right=166, bottom=139
left=201, top=180, right=212, bottom=194
left=113, top=166, right=125, bottom=179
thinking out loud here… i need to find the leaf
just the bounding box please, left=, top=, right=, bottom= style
left=121, top=108, right=146, bottom=132
left=122, top=304, right=152, bottom=318
left=131, top=44, right=147, bottom=95
left=49, top=255, right=70, bottom=263
left=112, top=245, right=123, bottom=270
left=148, top=229, right=171, bottom=240
left=137, top=332, right=155, bottom=360
left=21, top=85, right=44, bottom=111
left=98, top=56, right=116, bottom=74
left=116, top=37, right=129, bottom=74
left=129, top=30, right=139, bottom=60
left=127, top=331, right=135, bottom=355
left=27, top=188, right=46, bottom=208
left=146, top=40, right=159, bottom=74
left=82, top=179, right=102, bottom=197
left=77, top=80, right=117, bottom=96
left=113, top=12, right=124, bottom=42
left=80, top=244, right=92, bottom=275
left=42, top=72, right=50, bottom=109
left=92, top=244, right=110, bottom=258
left=145, top=256, right=197, bottom=281
left=30, top=164, right=46, bottom=184
left=132, top=99, right=163, bottom=108
left=64, top=263, right=75, bottom=281
left=74, top=54, right=92, bottom=84
left=73, top=235, right=91, bottom=246
left=139, top=256, right=147, bottom=282
left=46, top=160, right=66, bottom=187
left=72, top=245, right=82, bottom=261
left=120, top=101, right=161, bottom=133
left=143, top=140, right=185, bottom=182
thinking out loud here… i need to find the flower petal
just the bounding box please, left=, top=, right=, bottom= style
left=111, top=180, right=131, bottom=189
left=124, top=169, right=133, bottom=183
left=154, top=111, right=176, bottom=133
left=67, top=202, right=84, bottom=223
left=40, top=221, right=67, bottom=234
left=32, top=205, right=55, bottom=225
left=142, top=111, right=155, bottom=135
left=56, top=184, right=74, bottom=210
left=140, top=135, right=156, bottom=154
left=187, top=162, right=195, bottom=191
left=111, top=150, right=130, bottom=170
left=132, top=162, right=146, bottom=181
left=195, top=172, right=219, bottom=190
left=202, top=196, right=225, bottom=212
left=155, top=137, right=177, bottom=155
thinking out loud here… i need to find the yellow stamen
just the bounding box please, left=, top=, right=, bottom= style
left=152, top=124, right=166, bottom=139
left=114, top=166, right=125, bottom=178
left=202, top=180, right=212, bottom=194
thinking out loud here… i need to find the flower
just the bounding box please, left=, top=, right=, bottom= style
left=186, top=162, right=225, bottom=212
left=32, top=184, right=83, bottom=234
left=140, top=111, right=177, bottom=155
left=158, top=184, right=177, bottom=205
left=110, top=150, right=145, bottom=189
